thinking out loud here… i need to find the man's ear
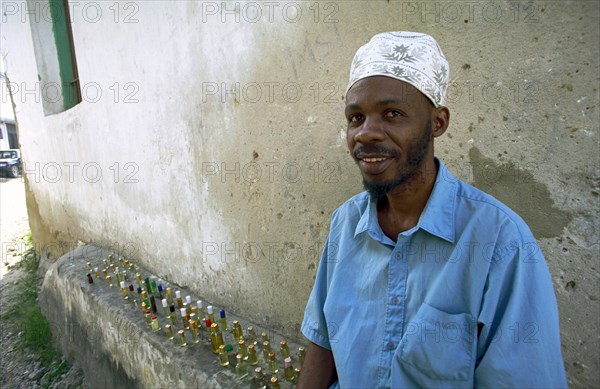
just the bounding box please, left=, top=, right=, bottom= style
left=432, top=107, right=450, bottom=138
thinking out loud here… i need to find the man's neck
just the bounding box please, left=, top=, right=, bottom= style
left=376, top=159, right=439, bottom=241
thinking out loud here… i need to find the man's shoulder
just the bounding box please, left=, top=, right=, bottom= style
left=453, top=177, right=535, bottom=241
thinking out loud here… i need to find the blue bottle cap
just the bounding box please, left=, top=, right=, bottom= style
left=220, top=309, right=226, bottom=318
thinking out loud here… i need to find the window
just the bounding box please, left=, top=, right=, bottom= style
left=28, top=0, right=81, bottom=114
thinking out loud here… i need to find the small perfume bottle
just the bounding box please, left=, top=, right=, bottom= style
left=162, top=299, right=169, bottom=317
left=207, top=305, right=215, bottom=323
left=145, top=309, right=152, bottom=326
left=205, top=318, right=212, bottom=345
left=150, top=296, right=157, bottom=313
left=87, top=261, right=92, bottom=271
left=178, top=330, right=187, bottom=347
left=247, top=344, right=259, bottom=366
left=267, top=352, right=278, bottom=374
left=270, top=376, right=281, bottom=389
left=103, top=268, right=109, bottom=279
left=189, top=319, right=199, bottom=343
left=254, top=367, right=267, bottom=389
left=165, top=324, right=174, bottom=340
left=196, top=300, right=203, bottom=316
left=108, top=254, right=114, bottom=264
left=136, top=273, right=142, bottom=287
left=150, top=277, right=158, bottom=295
left=106, top=274, right=113, bottom=287
left=157, top=284, right=164, bottom=299
left=298, top=346, right=306, bottom=367
left=235, top=354, right=248, bottom=380
left=261, top=332, right=269, bottom=343
left=232, top=320, right=243, bottom=341
left=116, top=268, right=123, bottom=283
left=141, top=291, right=150, bottom=308
left=210, top=323, right=224, bottom=354
left=180, top=308, right=189, bottom=329
left=192, top=316, right=201, bottom=343
left=122, top=270, right=129, bottom=282
left=238, top=339, right=248, bottom=359
left=283, top=357, right=294, bottom=382
left=294, top=367, right=301, bottom=382
left=280, top=340, right=290, bottom=359
left=141, top=301, right=147, bottom=315
left=166, top=288, right=174, bottom=305
left=246, top=326, right=257, bottom=344
left=175, top=291, right=183, bottom=308
left=94, top=267, right=100, bottom=279
left=120, top=281, right=128, bottom=299
left=262, top=341, right=272, bottom=360
left=220, top=309, right=228, bottom=331
left=87, top=273, right=94, bottom=284
left=218, top=345, right=229, bottom=367
left=151, top=316, right=161, bottom=332
left=170, top=305, right=178, bottom=325
left=144, top=277, right=151, bottom=293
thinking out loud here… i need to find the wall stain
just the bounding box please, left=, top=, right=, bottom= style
left=468, top=147, right=572, bottom=238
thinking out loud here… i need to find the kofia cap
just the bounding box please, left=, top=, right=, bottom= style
left=346, top=31, right=450, bottom=107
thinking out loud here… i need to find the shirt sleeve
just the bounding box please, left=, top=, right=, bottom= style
left=301, top=236, right=334, bottom=350
left=474, top=239, right=568, bottom=388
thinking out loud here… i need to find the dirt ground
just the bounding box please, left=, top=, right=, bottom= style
left=0, top=176, right=86, bottom=389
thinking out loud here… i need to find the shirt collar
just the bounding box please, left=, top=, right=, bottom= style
left=354, top=158, right=457, bottom=244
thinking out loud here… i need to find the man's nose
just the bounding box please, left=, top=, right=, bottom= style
left=354, top=116, right=386, bottom=144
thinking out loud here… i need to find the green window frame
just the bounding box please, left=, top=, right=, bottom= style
left=48, top=0, right=81, bottom=110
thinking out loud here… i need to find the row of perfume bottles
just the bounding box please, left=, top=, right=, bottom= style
left=85, top=254, right=305, bottom=387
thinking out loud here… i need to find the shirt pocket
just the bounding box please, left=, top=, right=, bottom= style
left=398, top=303, right=476, bottom=382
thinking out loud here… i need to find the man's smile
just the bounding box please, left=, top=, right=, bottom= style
left=357, top=156, right=394, bottom=175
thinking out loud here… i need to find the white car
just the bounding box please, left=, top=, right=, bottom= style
left=0, top=149, right=21, bottom=178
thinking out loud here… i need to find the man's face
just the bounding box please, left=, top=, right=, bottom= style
left=345, top=76, right=435, bottom=197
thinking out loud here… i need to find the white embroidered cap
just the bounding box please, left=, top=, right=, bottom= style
left=346, top=31, right=450, bottom=107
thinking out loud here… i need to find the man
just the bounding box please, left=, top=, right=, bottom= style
left=298, top=32, right=567, bottom=388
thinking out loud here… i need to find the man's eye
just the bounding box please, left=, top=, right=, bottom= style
left=348, top=114, right=363, bottom=123
left=385, top=110, right=402, bottom=118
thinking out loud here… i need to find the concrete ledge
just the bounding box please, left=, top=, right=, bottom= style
left=39, top=245, right=303, bottom=388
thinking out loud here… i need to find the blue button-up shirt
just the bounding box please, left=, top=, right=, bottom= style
left=301, top=159, right=567, bottom=388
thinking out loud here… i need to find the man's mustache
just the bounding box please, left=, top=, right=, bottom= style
left=352, top=145, right=400, bottom=160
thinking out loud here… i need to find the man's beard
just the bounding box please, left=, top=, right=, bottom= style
left=358, top=120, right=433, bottom=198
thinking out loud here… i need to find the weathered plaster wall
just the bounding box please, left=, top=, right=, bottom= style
left=1, top=0, right=598, bottom=387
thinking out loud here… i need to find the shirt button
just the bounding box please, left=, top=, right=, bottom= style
left=387, top=342, right=395, bottom=350
left=395, top=252, right=402, bottom=260
left=391, top=296, right=399, bottom=305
